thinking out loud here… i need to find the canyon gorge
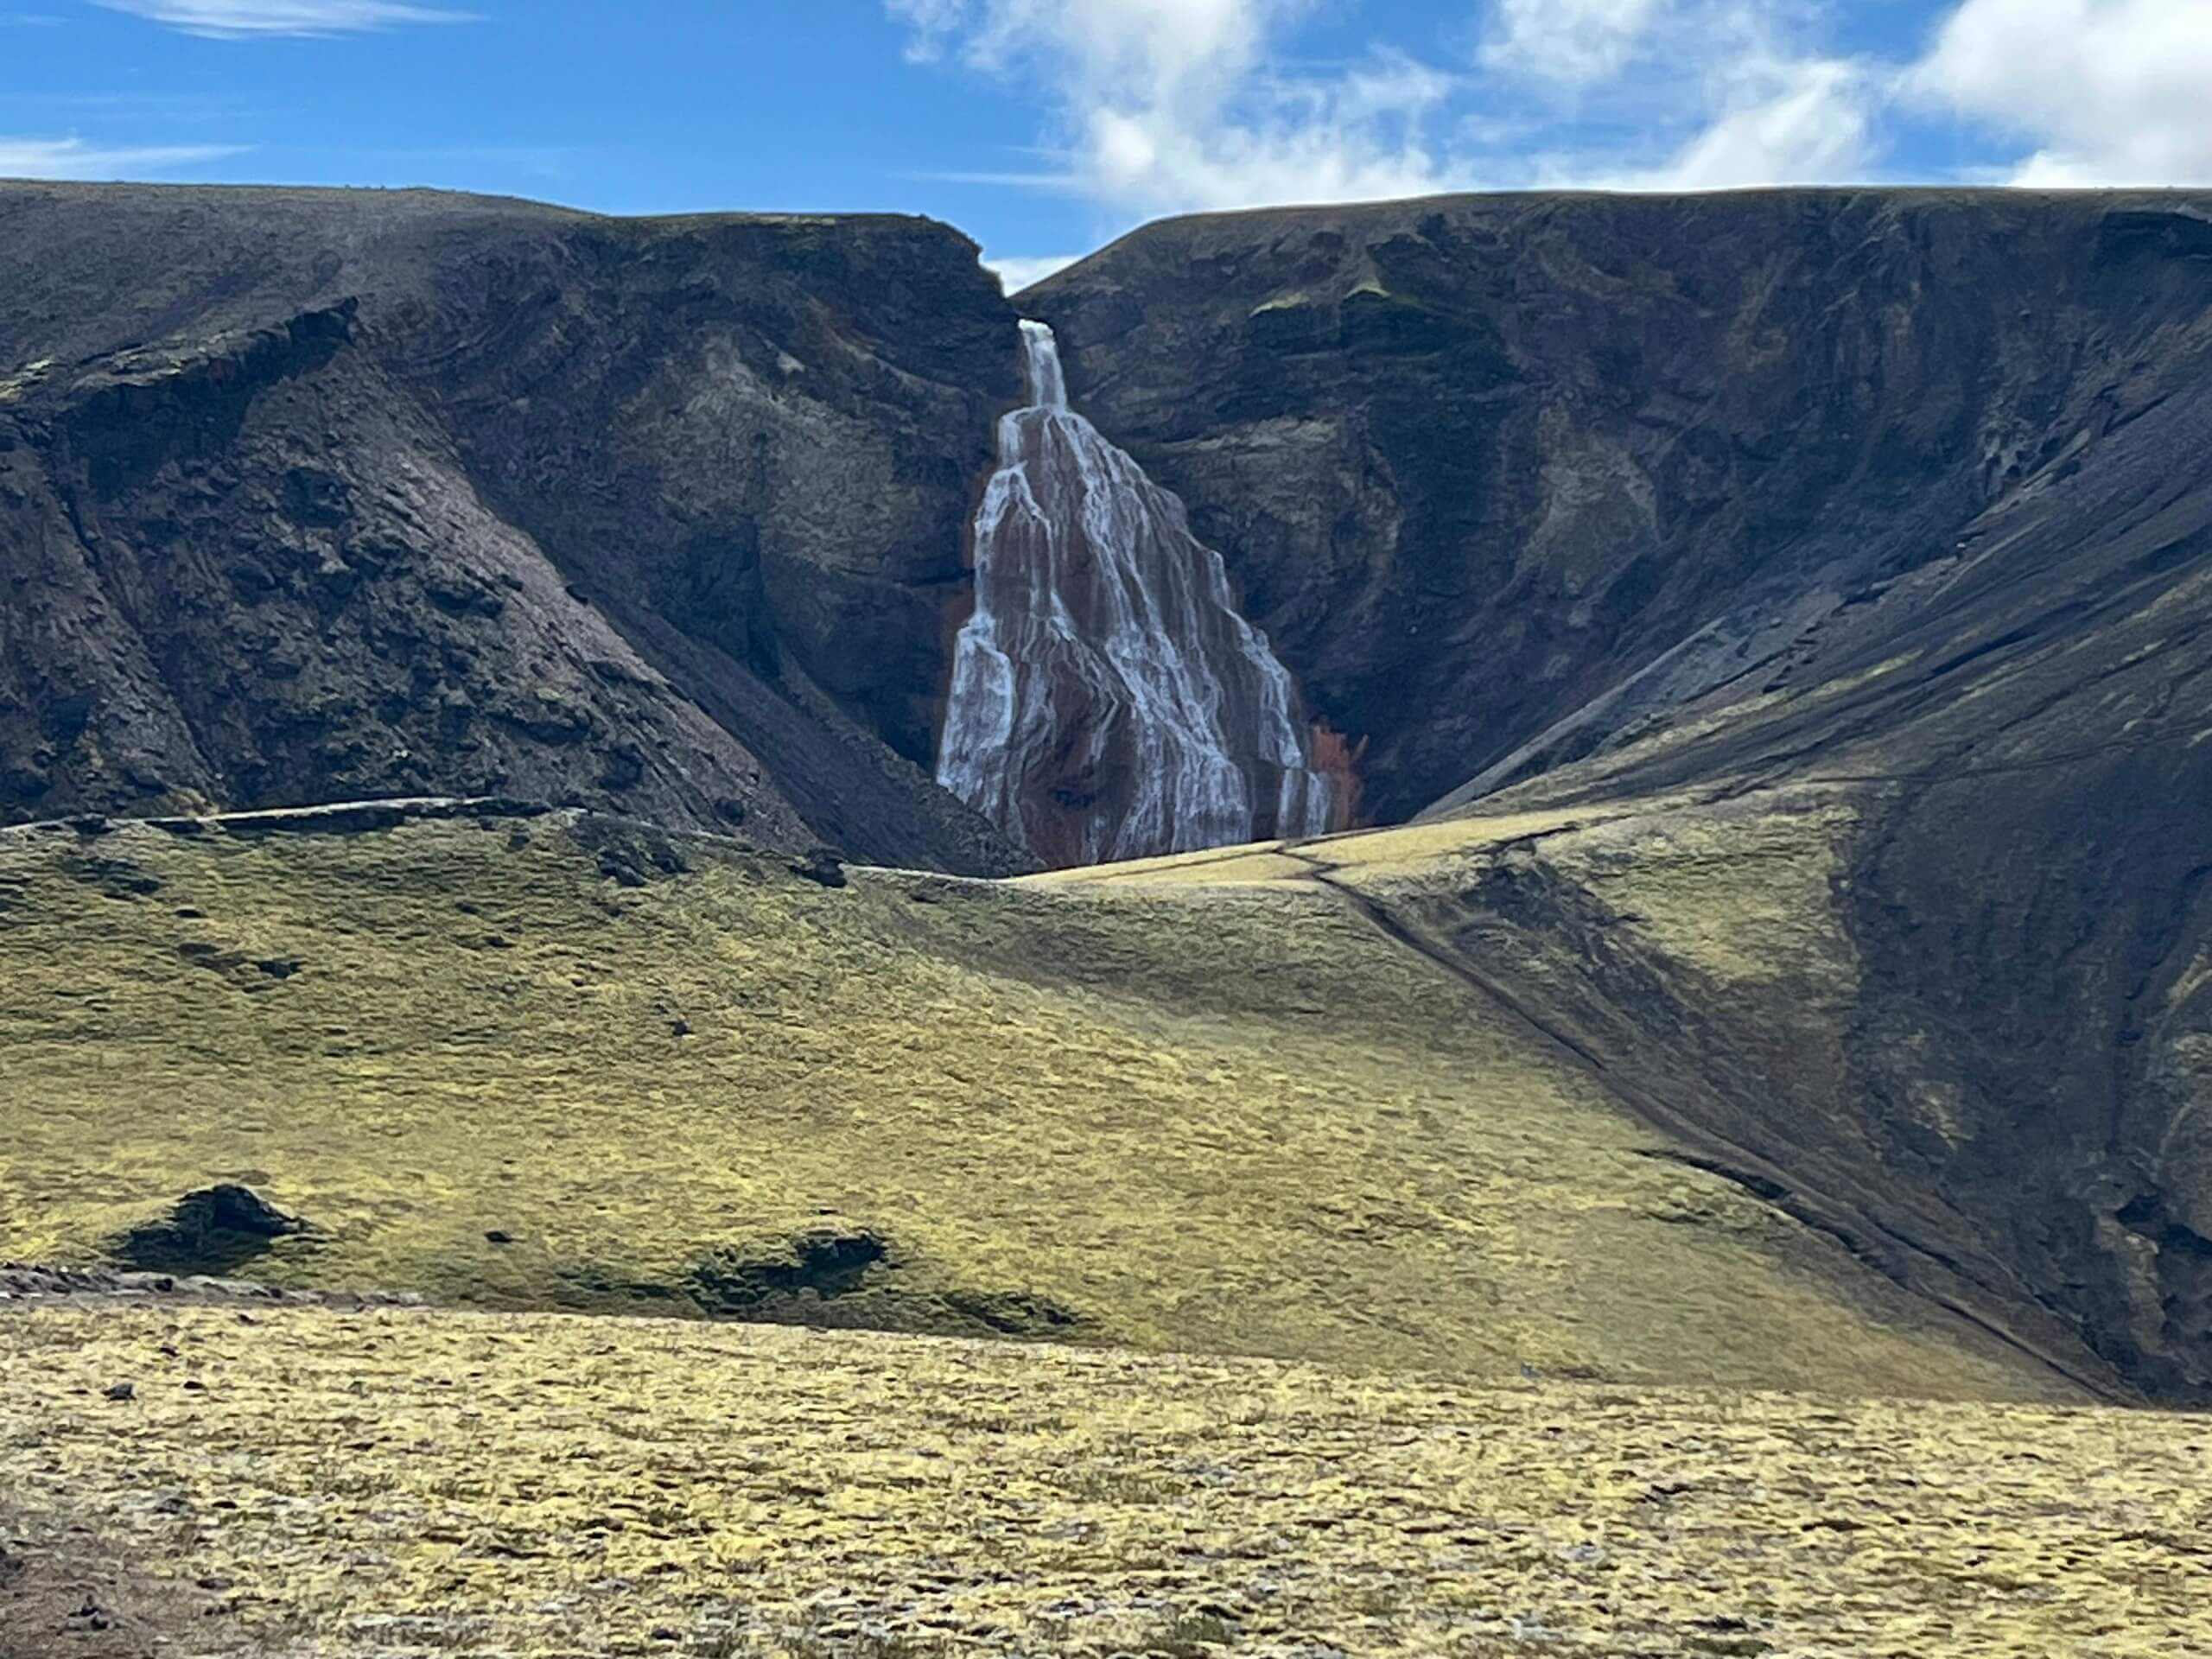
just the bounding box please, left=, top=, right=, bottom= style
left=3, top=181, right=2212, bottom=1405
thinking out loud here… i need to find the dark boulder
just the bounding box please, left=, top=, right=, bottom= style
left=112, top=1185, right=310, bottom=1276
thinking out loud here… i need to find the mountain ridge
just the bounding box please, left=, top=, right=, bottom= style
left=0, top=180, right=1032, bottom=871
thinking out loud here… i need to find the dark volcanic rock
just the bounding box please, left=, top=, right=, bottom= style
left=689, top=1227, right=890, bottom=1312
left=785, top=846, right=849, bottom=888
left=1025, top=189, right=2212, bottom=825
left=1347, top=407, right=2212, bottom=1398
left=0, top=182, right=1031, bottom=874
left=112, top=1185, right=308, bottom=1275
left=1027, top=188, right=2212, bottom=1401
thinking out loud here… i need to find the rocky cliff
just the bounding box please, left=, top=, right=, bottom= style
left=0, top=182, right=1031, bottom=872
left=1021, top=188, right=2212, bottom=1401
left=1025, top=189, right=2212, bottom=822
left=19, top=185, right=2209, bottom=876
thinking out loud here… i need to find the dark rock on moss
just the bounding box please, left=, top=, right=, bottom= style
left=175, top=940, right=302, bottom=995
left=55, top=853, right=160, bottom=900
left=111, top=1185, right=309, bottom=1276
left=570, top=816, right=690, bottom=887
left=786, top=848, right=848, bottom=889
left=689, top=1228, right=889, bottom=1313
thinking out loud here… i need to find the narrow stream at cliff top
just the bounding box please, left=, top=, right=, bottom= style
left=936, top=321, right=1336, bottom=868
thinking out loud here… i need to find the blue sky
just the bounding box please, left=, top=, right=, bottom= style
left=3, top=1, right=2206, bottom=286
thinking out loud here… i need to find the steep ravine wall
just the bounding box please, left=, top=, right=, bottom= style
left=1021, top=189, right=2212, bottom=1401
left=0, top=182, right=1031, bottom=874
left=19, top=185, right=2212, bottom=876
left=1024, top=189, right=2212, bottom=825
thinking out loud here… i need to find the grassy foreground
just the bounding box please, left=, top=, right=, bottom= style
left=4, top=1301, right=2206, bottom=1658
left=1, top=805, right=2057, bottom=1398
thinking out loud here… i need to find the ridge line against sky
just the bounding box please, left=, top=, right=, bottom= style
left=2, top=0, right=2207, bottom=289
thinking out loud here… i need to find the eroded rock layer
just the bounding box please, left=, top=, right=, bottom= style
left=0, top=182, right=1030, bottom=874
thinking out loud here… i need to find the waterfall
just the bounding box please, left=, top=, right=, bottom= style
left=937, top=321, right=1336, bottom=868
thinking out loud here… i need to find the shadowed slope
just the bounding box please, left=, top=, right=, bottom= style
left=1017, top=188, right=2212, bottom=1404
left=1406, top=394, right=2212, bottom=1403
left=1062, top=732, right=2211, bottom=1402
left=1027, top=188, right=2212, bottom=827
left=0, top=182, right=1027, bottom=874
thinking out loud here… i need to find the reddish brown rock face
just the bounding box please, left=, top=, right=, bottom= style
left=937, top=322, right=1335, bottom=867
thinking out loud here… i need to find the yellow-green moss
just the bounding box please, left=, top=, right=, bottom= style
left=0, top=810, right=2058, bottom=1398
left=3, top=1303, right=2204, bottom=1657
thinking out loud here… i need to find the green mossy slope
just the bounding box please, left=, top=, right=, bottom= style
left=2, top=805, right=2065, bottom=1400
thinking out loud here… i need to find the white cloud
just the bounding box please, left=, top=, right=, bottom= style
left=1908, top=0, right=2212, bottom=185
left=886, top=0, right=1463, bottom=216
left=93, top=0, right=469, bottom=36
left=889, top=0, right=1896, bottom=217
left=885, top=0, right=976, bottom=60
left=1610, top=54, right=1875, bottom=189
left=0, top=134, right=245, bottom=176
left=1482, top=0, right=1664, bottom=89
left=1077, top=50, right=1460, bottom=212
left=985, top=252, right=1082, bottom=292
left=895, top=0, right=2212, bottom=219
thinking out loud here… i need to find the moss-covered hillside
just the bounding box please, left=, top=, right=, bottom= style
left=0, top=802, right=2061, bottom=1401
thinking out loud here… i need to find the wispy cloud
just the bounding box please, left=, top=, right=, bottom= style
left=1480, top=0, right=1666, bottom=89
left=0, top=90, right=244, bottom=120
left=0, top=133, right=246, bottom=176
left=893, top=0, right=2212, bottom=242
left=884, top=0, right=1886, bottom=224
left=886, top=1, right=1470, bottom=217
left=1573, top=41, right=1880, bottom=191
left=913, top=167, right=1085, bottom=189
left=92, top=0, right=471, bottom=37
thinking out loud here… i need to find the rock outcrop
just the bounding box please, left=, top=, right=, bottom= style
left=0, top=182, right=1031, bottom=874
left=1025, top=189, right=2212, bottom=823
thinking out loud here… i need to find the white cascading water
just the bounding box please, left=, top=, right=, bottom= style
left=938, top=321, right=1336, bottom=867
